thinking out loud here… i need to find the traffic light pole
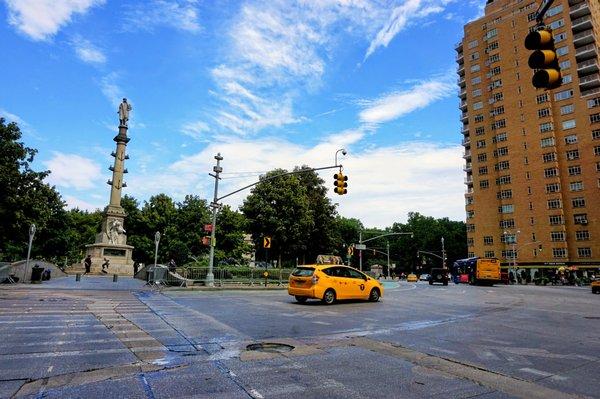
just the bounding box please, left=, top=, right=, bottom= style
left=534, top=0, right=555, bottom=24
left=358, top=232, right=413, bottom=272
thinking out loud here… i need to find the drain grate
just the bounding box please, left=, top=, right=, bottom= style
left=246, top=343, right=294, bottom=353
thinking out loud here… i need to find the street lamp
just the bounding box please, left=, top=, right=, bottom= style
left=25, top=224, right=36, bottom=282
left=503, top=229, right=520, bottom=276
left=154, top=231, right=161, bottom=267
left=441, top=236, right=446, bottom=269
left=335, top=148, right=347, bottom=166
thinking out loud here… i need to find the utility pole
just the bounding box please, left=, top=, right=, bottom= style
left=154, top=231, right=160, bottom=267
left=386, top=241, right=390, bottom=279
left=25, top=224, right=36, bottom=282
left=359, top=231, right=362, bottom=271
left=441, top=236, right=446, bottom=269
left=207, top=153, right=223, bottom=287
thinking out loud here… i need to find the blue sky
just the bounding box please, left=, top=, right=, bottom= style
left=1, top=0, right=484, bottom=227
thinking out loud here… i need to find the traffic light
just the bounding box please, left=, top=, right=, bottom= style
left=333, top=172, right=348, bottom=195
left=524, top=28, right=562, bottom=89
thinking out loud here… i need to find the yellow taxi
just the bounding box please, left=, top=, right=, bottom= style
left=288, top=264, right=383, bottom=304
left=406, top=273, right=418, bottom=282
left=592, top=279, right=600, bottom=294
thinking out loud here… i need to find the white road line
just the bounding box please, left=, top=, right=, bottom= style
left=519, top=367, right=553, bottom=378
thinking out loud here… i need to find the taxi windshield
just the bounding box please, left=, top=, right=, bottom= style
left=291, top=267, right=315, bottom=277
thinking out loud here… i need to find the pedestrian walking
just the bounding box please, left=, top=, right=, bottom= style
left=101, top=258, right=110, bottom=274
left=84, top=255, right=92, bottom=274
left=133, top=261, right=139, bottom=275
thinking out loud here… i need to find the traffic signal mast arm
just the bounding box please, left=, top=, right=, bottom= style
left=534, top=0, right=555, bottom=24
left=417, top=250, right=444, bottom=261
left=216, top=164, right=342, bottom=202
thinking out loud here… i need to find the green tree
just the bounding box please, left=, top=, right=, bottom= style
left=215, top=205, right=250, bottom=263
left=0, top=118, right=67, bottom=261
left=241, top=169, right=313, bottom=266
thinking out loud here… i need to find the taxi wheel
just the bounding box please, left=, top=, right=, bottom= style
left=322, top=289, right=336, bottom=305
left=368, top=288, right=380, bottom=302
left=295, top=296, right=308, bottom=303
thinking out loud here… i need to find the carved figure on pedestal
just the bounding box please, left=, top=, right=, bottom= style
left=107, top=219, right=126, bottom=244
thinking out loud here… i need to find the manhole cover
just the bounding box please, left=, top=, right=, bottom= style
left=246, top=343, right=294, bottom=353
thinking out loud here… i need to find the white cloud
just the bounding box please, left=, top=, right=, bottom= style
left=123, top=0, right=201, bottom=33
left=125, top=129, right=464, bottom=227
left=44, top=152, right=102, bottom=190
left=359, top=77, right=455, bottom=124
left=181, top=121, right=210, bottom=140
left=72, top=36, right=106, bottom=64
left=0, top=108, right=26, bottom=125
left=99, top=72, right=123, bottom=108
left=364, top=0, right=453, bottom=59
left=5, top=0, right=105, bottom=41
left=64, top=195, right=102, bottom=211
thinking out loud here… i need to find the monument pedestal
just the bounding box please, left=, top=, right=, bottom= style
left=85, top=243, right=134, bottom=275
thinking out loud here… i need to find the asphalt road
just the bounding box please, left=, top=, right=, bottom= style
left=0, top=277, right=598, bottom=398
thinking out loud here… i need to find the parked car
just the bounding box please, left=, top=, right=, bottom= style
left=406, top=273, right=418, bottom=282
left=592, top=279, right=600, bottom=294
left=288, top=265, right=383, bottom=304
left=419, top=273, right=431, bottom=281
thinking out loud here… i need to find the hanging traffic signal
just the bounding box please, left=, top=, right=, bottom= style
left=333, top=172, right=348, bottom=195
left=524, top=28, right=562, bottom=89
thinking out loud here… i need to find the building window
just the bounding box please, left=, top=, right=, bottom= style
left=541, top=137, right=555, bottom=148
left=559, top=60, right=570, bottom=70
left=554, top=32, right=567, bottom=42
left=554, top=89, right=573, bottom=101
left=486, top=41, right=499, bottom=52
left=565, top=134, right=578, bottom=145
left=502, top=250, right=516, bottom=259
left=472, top=76, right=482, bottom=85
left=546, top=4, right=563, bottom=16
left=490, top=106, right=504, bottom=116
left=490, top=92, right=504, bottom=104
left=552, top=248, right=567, bottom=258
left=499, top=204, right=514, bottom=213
left=549, top=19, right=564, bottom=30
left=467, top=210, right=475, bottom=219
left=542, top=152, right=557, bottom=163
left=562, top=120, right=576, bottom=130
left=475, top=126, right=485, bottom=135
left=494, top=147, right=509, bottom=157
left=491, top=119, right=506, bottom=130
left=484, top=236, right=493, bottom=245
left=488, top=53, right=501, bottom=64
left=468, top=39, right=479, bottom=49
left=536, top=93, right=548, bottom=104
left=560, top=104, right=574, bottom=115
left=544, top=167, right=558, bottom=178
left=470, top=52, right=480, bottom=61
left=546, top=183, right=560, bottom=193
left=475, top=114, right=484, bottom=123
left=570, top=181, right=584, bottom=191
left=466, top=224, right=475, bottom=232
left=550, top=231, right=566, bottom=242
left=488, top=66, right=501, bottom=77
left=587, top=97, right=600, bottom=108
left=477, top=153, right=487, bottom=162
left=576, top=231, right=590, bottom=241
left=466, top=196, right=474, bottom=205
left=539, top=122, right=553, bottom=133
left=485, top=28, right=497, bottom=40
left=574, top=213, right=588, bottom=225
left=473, top=88, right=482, bottom=97
left=496, top=175, right=511, bottom=185
left=577, top=248, right=592, bottom=258
left=593, top=130, right=600, bottom=140
left=568, top=165, right=581, bottom=176
left=479, top=166, right=488, bottom=175
left=497, top=189, right=512, bottom=199
left=477, top=139, right=486, bottom=148
left=480, top=180, right=489, bottom=189
left=493, top=132, right=507, bottom=143
left=547, top=198, right=561, bottom=209
left=566, top=150, right=580, bottom=160
left=499, top=219, right=515, bottom=229
left=549, top=215, right=564, bottom=225
left=597, top=162, right=600, bottom=172
left=572, top=197, right=586, bottom=208
left=556, top=46, right=568, bottom=56
left=562, top=74, right=572, bottom=84
left=495, top=160, right=510, bottom=170
left=538, top=108, right=550, bottom=118
left=594, top=146, right=600, bottom=156
left=484, top=251, right=495, bottom=258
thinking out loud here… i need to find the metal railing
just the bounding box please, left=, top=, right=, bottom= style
left=162, top=267, right=295, bottom=287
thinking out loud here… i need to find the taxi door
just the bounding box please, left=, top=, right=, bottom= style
left=345, top=268, right=369, bottom=299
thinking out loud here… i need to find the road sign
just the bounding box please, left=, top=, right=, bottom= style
left=263, top=236, right=271, bottom=248
left=355, top=244, right=366, bottom=250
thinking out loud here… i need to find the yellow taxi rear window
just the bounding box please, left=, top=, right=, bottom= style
left=292, top=267, right=315, bottom=277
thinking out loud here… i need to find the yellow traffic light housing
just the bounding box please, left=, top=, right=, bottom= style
left=524, top=28, right=562, bottom=89
left=333, top=172, right=348, bottom=195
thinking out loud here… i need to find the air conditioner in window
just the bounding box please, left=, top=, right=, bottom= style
left=580, top=219, right=588, bottom=225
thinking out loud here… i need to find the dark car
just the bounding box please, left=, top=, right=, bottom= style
left=429, top=268, right=448, bottom=286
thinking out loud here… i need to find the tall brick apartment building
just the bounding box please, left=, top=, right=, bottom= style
left=457, top=0, right=599, bottom=272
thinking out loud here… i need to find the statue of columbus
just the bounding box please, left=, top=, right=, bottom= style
left=118, top=98, right=132, bottom=127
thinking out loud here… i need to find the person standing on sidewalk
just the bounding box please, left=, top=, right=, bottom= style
left=84, top=255, right=92, bottom=275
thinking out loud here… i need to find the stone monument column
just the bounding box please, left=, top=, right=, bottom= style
left=85, top=99, right=135, bottom=275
